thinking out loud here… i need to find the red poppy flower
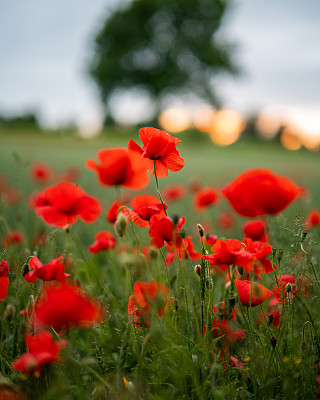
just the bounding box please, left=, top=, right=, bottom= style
left=203, top=233, right=218, bottom=247
left=305, top=209, right=320, bottom=229
left=243, top=220, right=267, bottom=242
left=32, top=282, right=105, bottom=332
left=88, top=231, right=116, bottom=253
left=149, top=215, right=185, bottom=249
left=203, top=238, right=255, bottom=272
left=86, top=147, right=149, bottom=190
left=106, top=200, right=125, bottom=224
left=242, top=238, right=276, bottom=276
left=128, top=281, right=170, bottom=328
left=217, top=211, right=235, bottom=230
left=221, top=168, right=306, bottom=217
left=24, top=256, right=70, bottom=285
left=128, top=127, right=185, bottom=178
left=0, top=260, right=9, bottom=301
left=235, top=280, right=273, bottom=307
left=165, top=235, right=201, bottom=265
left=128, top=195, right=167, bottom=228
left=162, top=184, right=186, bottom=203
left=194, top=187, right=219, bottom=211
left=30, top=162, right=53, bottom=185
left=12, top=331, right=66, bottom=375
left=31, top=182, right=101, bottom=228
left=2, top=231, right=24, bottom=248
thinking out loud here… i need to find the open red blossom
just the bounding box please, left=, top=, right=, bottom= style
left=162, top=184, right=186, bottom=203
left=0, top=260, right=9, bottom=301
left=88, top=231, right=116, bottom=253
left=235, top=280, right=273, bottom=307
left=30, top=182, right=101, bottom=228
left=203, top=238, right=255, bottom=272
left=128, top=281, right=170, bottom=328
left=128, top=195, right=167, bottom=228
left=32, top=282, right=105, bottom=332
left=2, top=231, right=24, bottom=248
left=221, top=168, right=306, bottom=217
left=305, top=209, right=320, bottom=229
left=12, top=331, right=66, bottom=375
left=242, top=238, right=276, bottom=276
left=106, top=200, right=125, bottom=224
left=149, top=215, right=185, bottom=249
left=194, top=187, right=219, bottom=211
left=24, top=256, right=70, bottom=285
left=243, top=220, right=268, bottom=242
left=128, top=127, right=185, bottom=178
left=86, top=147, right=149, bottom=190
left=30, top=162, right=53, bottom=185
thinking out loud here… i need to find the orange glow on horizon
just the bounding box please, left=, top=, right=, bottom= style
left=209, top=109, right=245, bottom=146
left=158, top=108, right=191, bottom=133
left=280, top=127, right=302, bottom=151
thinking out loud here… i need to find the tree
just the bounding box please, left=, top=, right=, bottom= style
left=89, top=0, right=238, bottom=124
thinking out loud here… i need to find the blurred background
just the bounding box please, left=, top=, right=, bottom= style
left=1, top=0, right=320, bottom=151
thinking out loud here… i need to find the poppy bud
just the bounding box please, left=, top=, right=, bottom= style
left=301, top=341, right=309, bottom=353
left=228, top=297, right=236, bottom=307
left=197, top=223, right=204, bottom=237
left=277, top=249, right=283, bottom=262
left=194, top=264, right=201, bottom=275
left=285, top=283, right=292, bottom=294
left=272, top=248, right=277, bottom=257
left=148, top=246, right=158, bottom=260
left=270, top=336, right=277, bottom=348
left=268, top=314, right=274, bottom=325
left=179, top=229, right=186, bottom=239
left=115, top=213, right=127, bottom=237
left=21, top=256, right=32, bottom=278
left=3, top=304, right=15, bottom=322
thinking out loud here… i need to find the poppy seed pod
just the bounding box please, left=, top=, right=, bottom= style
left=270, top=336, right=277, bottom=348
left=277, top=249, right=283, bottom=262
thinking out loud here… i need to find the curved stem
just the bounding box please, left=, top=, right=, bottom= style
left=153, top=160, right=167, bottom=215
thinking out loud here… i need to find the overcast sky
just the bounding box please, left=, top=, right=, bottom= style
left=1, top=0, right=319, bottom=131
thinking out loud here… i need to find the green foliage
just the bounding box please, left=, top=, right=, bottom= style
left=89, top=0, right=238, bottom=122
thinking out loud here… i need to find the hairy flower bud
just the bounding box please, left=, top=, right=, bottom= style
left=115, top=213, right=127, bottom=237
left=197, top=223, right=204, bottom=238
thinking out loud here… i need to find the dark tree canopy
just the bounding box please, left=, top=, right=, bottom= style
left=89, top=0, right=238, bottom=123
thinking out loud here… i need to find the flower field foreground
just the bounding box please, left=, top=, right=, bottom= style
left=1, top=126, right=320, bottom=400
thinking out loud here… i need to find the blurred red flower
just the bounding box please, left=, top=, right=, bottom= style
left=88, top=231, right=116, bottom=253
left=31, top=182, right=101, bottom=228
left=149, top=215, right=185, bottom=249
left=0, top=260, right=9, bottom=301
left=165, top=235, right=201, bottom=265
left=243, top=220, right=267, bottom=242
left=194, top=187, right=219, bottom=211
left=30, top=162, right=53, bottom=185
left=203, top=238, right=255, bottom=272
left=106, top=200, right=125, bottom=224
left=24, top=256, right=70, bottom=285
left=32, top=282, right=105, bottom=332
left=12, top=331, right=66, bottom=375
left=2, top=231, right=24, bottom=248
left=128, top=195, right=167, bottom=228
left=203, top=233, right=218, bottom=247
left=217, top=211, right=235, bottom=230
left=128, top=281, right=170, bottom=328
left=305, top=209, right=320, bottom=229
left=86, top=147, right=149, bottom=189
left=162, top=184, right=186, bottom=203
left=235, top=279, right=273, bottom=307
left=128, top=127, right=185, bottom=178
left=221, top=168, right=306, bottom=217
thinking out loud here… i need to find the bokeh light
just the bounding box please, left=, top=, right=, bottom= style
left=158, top=108, right=192, bottom=133
left=280, top=126, right=302, bottom=151
left=193, top=107, right=216, bottom=133
left=209, top=109, right=245, bottom=146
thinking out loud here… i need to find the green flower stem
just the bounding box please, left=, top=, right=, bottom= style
left=153, top=160, right=167, bottom=215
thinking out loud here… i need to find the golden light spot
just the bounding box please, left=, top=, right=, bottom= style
left=302, top=135, right=320, bottom=152
left=193, top=108, right=216, bottom=133
left=256, top=109, right=281, bottom=139
left=209, top=109, right=245, bottom=146
left=280, top=126, right=302, bottom=151
left=243, top=356, right=251, bottom=363
left=123, top=377, right=129, bottom=388
left=283, top=357, right=289, bottom=363
left=158, top=108, right=192, bottom=133
left=293, top=357, right=302, bottom=366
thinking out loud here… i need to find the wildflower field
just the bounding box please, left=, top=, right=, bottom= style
left=1, top=128, right=320, bottom=400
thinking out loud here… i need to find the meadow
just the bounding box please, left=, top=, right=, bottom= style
left=1, top=127, right=320, bottom=400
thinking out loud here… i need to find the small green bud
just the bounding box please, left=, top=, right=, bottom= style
left=277, top=249, right=283, bottom=262
left=115, top=213, right=127, bottom=237
left=148, top=246, right=158, bottom=260
left=272, top=248, right=277, bottom=257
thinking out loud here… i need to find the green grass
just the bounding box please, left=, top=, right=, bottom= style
left=1, top=128, right=320, bottom=399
